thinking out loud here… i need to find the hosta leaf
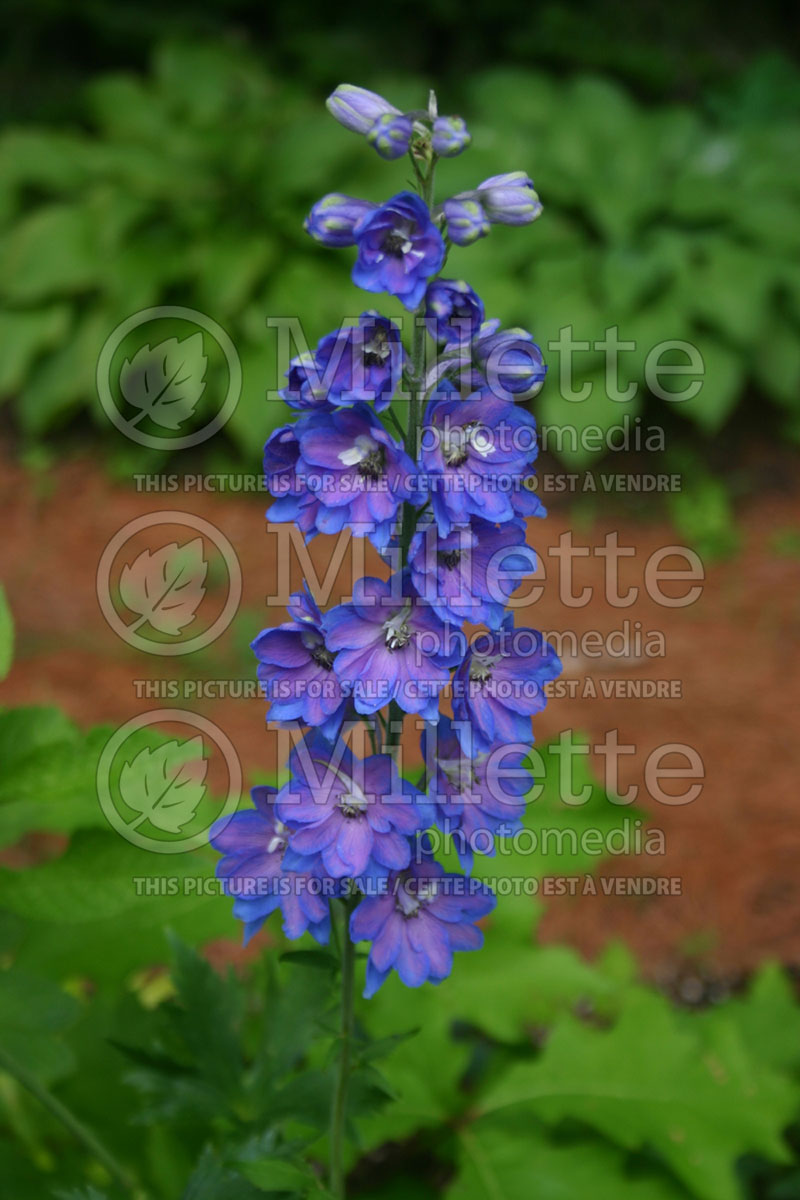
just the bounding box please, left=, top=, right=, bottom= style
left=0, top=204, right=101, bottom=302
left=0, top=305, right=70, bottom=399
left=20, top=309, right=110, bottom=435
left=679, top=335, right=743, bottom=431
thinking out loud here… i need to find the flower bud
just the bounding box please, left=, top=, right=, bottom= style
left=367, top=113, right=414, bottom=160
left=441, top=196, right=490, bottom=246
left=473, top=321, right=546, bottom=399
left=476, top=172, right=542, bottom=225
left=304, top=193, right=377, bottom=247
left=326, top=84, right=400, bottom=135
left=425, top=279, right=484, bottom=345
left=432, top=115, right=471, bottom=157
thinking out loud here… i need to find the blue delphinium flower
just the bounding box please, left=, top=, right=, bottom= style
left=451, top=620, right=562, bottom=754
left=251, top=584, right=348, bottom=741
left=408, top=515, right=535, bottom=627
left=282, top=313, right=404, bottom=413
left=210, top=786, right=331, bottom=945
left=368, top=113, right=414, bottom=160
left=477, top=172, right=542, bottom=225
left=419, top=389, right=544, bottom=534
left=275, top=732, right=429, bottom=881
left=473, top=320, right=547, bottom=400
left=352, top=192, right=445, bottom=310
left=422, top=717, right=531, bottom=871
left=264, top=421, right=323, bottom=537
left=305, top=193, right=377, bottom=247
left=350, top=854, right=496, bottom=996
left=322, top=574, right=462, bottom=720
left=425, top=279, right=485, bottom=346
left=432, top=115, right=471, bottom=157
left=295, top=403, right=422, bottom=550
left=326, top=84, right=400, bottom=135
left=441, top=195, right=490, bottom=246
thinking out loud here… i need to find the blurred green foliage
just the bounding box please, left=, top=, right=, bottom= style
left=0, top=41, right=799, bottom=470
left=2, top=697, right=800, bottom=1198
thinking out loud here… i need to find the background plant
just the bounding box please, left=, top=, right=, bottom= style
left=1, top=42, right=799, bottom=472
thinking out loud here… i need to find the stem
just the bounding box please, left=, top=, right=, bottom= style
left=329, top=899, right=356, bottom=1199
left=0, top=1043, right=137, bottom=1195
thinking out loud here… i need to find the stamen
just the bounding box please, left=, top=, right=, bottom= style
left=311, top=644, right=334, bottom=670
left=383, top=604, right=413, bottom=651
left=357, top=447, right=385, bottom=479
left=339, top=784, right=368, bottom=818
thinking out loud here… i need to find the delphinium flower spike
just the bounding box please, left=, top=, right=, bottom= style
left=211, top=79, right=563, bottom=1199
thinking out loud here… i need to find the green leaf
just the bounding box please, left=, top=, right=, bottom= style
left=20, top=309, right=111, bottom=435
left=753, top=309, right=800, bottom=409
left=686, top=240, right=776, bottom=348
left=668, top=475, right=739, bottom=562
left=0, top=205, right=101, bottom=303
left=680, top=336, right=744, bottom=432
left=0, top=306, right=71, bottom=400
left=279, top=950, right=339, bottom=972
left=480, top=990, right=797, bottom=1200
left=166, top=933, right=243, bottom=1097
left=0, top=721, right=111, bottom=847
left=182, top=1146, right=267, bottom=1200
left=0, top=829, right=216, bottom=923
left=450, top=1111, right=688, bottom=1199
left=54, top=1188, right=112, bottom=1200
left=693, top=963, right=800, bottom=1077
left=0, top=965, right=80, bottom=1085
left=236, top=1156, right=326, bottom=1194
left=192, top=236, right=274, bottom=317
left=0, top=586, right=13, bottom=680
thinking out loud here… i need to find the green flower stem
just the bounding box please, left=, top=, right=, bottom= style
left=388, top=158, right=438, bottom=760
left=0, top=1042, right=138, bottom=1196
left=329, top=898, right=357, bottom=1199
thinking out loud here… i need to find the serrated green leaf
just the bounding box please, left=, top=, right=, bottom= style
left=450, top=1111, right=688, bottom=1200
left=480, top=991, right=796, bottom=1200
left=166, top=933, right=243, bottom=1097
left=236, top=1155, right=322, bottom=1194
